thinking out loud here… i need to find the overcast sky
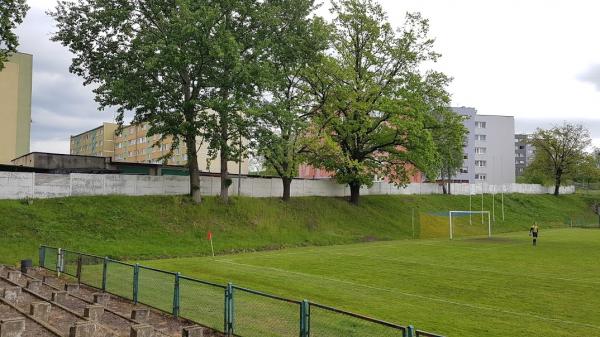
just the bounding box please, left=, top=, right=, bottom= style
left=15, top=0, right=600, bottom=153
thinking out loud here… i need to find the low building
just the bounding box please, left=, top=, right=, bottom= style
left=71, top=123, right=249, bottom=174
left=10, top=152, right=189, bottom=176
left=0, top=52, right=32, bottom=164
left=70, top=123, right=118, bottom=157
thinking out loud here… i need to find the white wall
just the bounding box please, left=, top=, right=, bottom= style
left=0, top=172, right=574, bottom=200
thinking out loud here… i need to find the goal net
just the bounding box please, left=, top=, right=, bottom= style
left=419, top=211, right=492, bottom=239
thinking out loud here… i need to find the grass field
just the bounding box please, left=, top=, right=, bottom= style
left=1, top=193, right=598, bottom=264
left=136, top=228, right=600, bottom=337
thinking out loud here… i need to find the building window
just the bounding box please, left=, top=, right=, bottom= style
left=475, top=121, right=487, bottom=128
left=475, top=174, right=487, bottom=181
left=475, top=134, right=487, bottom=141
left=474, top=147, right=486, bottom=154
left=460, top=167, right=468, bottom=174
left=475, top=160, right=487, bottom=167
left=463, top=154, right=468, bottom=160
left=129, top=139, right=136, bottom=146
left=138, top=137, right=145, bottom=144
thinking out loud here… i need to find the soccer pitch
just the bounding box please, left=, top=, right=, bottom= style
left=142, top=228, right=600, bottom=337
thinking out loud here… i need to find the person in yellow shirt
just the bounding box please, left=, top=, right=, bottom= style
left=529, top=223, right=539, bottom=246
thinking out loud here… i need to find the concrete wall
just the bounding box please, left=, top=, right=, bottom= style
left=0, top=172, right=574, bottom=200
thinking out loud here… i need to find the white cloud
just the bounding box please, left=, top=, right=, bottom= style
left=31, top=139, right=69, bottom=153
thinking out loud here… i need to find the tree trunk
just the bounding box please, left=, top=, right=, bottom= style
left=220, top=145, right=229, bottom=203
left=440, top=171, right=447, bottom=194
left=185, top=135, right=201, bottom=204
left=219, top=108, right=230, bottom=203
left=349, top=181, right=361, bottom=205
left=282, top=177, right=292, bottom=201
left=447, top=168, right=452, bottom=195
left=554, top=173, right=562, bottom=196
left=554, top=169, right=562, bottom=195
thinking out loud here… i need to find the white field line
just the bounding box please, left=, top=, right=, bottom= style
left=324, top=252, right=600, bottom=286
left=219, top=259, right=600, bottom=331
left=223, top=244, right=600, bottom=286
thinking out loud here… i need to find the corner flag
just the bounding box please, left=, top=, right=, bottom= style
left=207, top=231, right=214, bottom=256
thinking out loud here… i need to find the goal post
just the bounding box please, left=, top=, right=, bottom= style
left=449, top=211, right=491, bottom=240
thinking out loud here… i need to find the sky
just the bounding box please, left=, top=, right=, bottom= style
left=13, top=0, right=600, bottom=153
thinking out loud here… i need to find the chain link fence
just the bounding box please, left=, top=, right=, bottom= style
left=179, top=276, right=226, bottom=331
left=38, top=246, right=445, bottom=337
left=232, top=286, right=301, bottom=337
left=105, top=259, right=135, bottom=300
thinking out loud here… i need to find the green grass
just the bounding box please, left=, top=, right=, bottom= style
left=1, top=193, right=598, bottom=264
left=136, top=229, right=600, bottom=337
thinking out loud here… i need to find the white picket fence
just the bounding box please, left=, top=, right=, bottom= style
left=0, top=172, right=574, bottom=200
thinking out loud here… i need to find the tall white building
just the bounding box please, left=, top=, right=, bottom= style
left=452, top=107, right=516, bottom=185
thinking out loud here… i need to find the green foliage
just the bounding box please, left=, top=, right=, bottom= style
left=252, top=1, right=329, bottom=199
left=429, top=109, right=468, bottom=193
left=528, top=123, right=593, bottom=195
left=305, top=0, right=451, bottom=203
left=0, top=0, right=29, bottom=70
left=49, top=0, right=236, bottom=202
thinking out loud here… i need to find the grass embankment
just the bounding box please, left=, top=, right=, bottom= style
left=0, top=193, right=598, bottom=264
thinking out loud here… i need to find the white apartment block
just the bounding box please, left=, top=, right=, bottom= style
left=452, top=107, right=516, bottom=185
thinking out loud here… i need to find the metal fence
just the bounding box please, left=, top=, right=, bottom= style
left=39, top=245, right=445, bottom=337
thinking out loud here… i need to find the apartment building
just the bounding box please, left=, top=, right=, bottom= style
left=71, top=123, right=249, bottom=174
left=452, top=107, right=516, bottom=185
left=0, top=52, right=32, bottom=164
left=514, top=134, right=536, bottom=177
left=70, top=122, right=118, bottom=157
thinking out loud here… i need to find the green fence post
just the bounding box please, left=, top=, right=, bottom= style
left=172, top=272, right=180, bottom=317
left=56, top=248, right=62, bottom=276
left=225, top=283, right=234, bottom=336
left=300, top=300, right=310, bottom=337
left=133, top=264, right=139, bottom=304
left=102, top=257, right=108, bottom=292
left=223, top=287, right=228, bottom=334
left=38, top=246, right=45, bottom=268
left=76, top=255, right=83, bottom=283
left=405, top=325, right=416, bottom=337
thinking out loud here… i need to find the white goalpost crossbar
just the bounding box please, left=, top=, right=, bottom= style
left=449, top=211, right=492, bottom=240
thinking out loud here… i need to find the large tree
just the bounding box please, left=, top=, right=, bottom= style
left=200, top=0, right=268, bottom=203
left=529, top=123, right=592, bottom=195
left=50, top=0, right=252, bottom=203
left=306, top=0, right=450, bottom=204
left=252, top=1, right=329, bottom=201
left=430, top=109, right=467, bottom=194
left=0, top=0, right=29, bottom=70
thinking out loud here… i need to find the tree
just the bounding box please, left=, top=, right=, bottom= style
left=50, top=0, right=244, bottom=204
left=252, top=1, right=329, bottom=201
left=0, top=0, right=29, bottom=70
left=430, top=110, right=467, bottom=194
left=529, top=123, right=592, bottom=195
left=200, top=0, right=268, bottom=203
left=306, top=0, right=450, bottom=204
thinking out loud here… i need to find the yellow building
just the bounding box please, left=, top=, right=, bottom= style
left=70, top=122, right=118, bottom=157
left=71, top=122, right=248, bottom=174
left=0, top=52, right=32, bottom=164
